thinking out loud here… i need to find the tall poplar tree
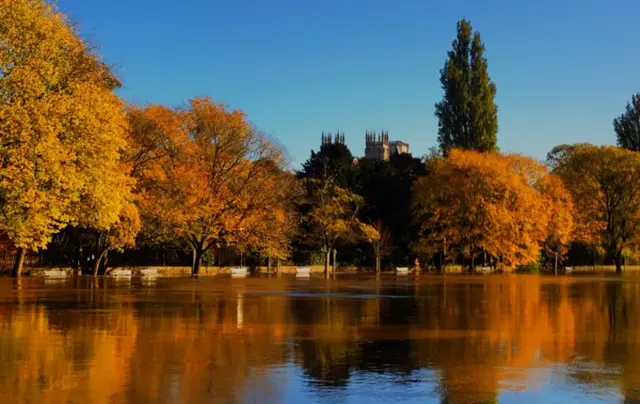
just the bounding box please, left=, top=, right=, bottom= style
left=435, top=19, right=498, bottom=155
left=614, top=93, right=640, bottom=152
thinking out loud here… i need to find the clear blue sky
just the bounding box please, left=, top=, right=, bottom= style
left=57, top=0, right=640, bottom=167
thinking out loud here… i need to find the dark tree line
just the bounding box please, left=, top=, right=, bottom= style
left=295, top=141, right=426, bottom=269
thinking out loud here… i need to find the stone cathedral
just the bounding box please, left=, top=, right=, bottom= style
left=363, top=130, right=409, bottom=161
left=320, top=130, right=409, bottom=162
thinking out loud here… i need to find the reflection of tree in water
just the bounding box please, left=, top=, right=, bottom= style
left=290, top=282, right=426, bottom=388
left=290, top=277, right=640, bottom=402
left=122, top=282, right=293, bottom=403
left=0, top=278, right=294, bottom=404
left=1, top=277, right=640, bottom=401
left=0, top=303, right=138, bottom=404
left=411, top=281, right=516, bottom=404
left=291, top=296, right=362, bottom=387
left=559, top=281, right=640, bottom=402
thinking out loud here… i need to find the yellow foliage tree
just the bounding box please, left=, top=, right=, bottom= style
left=552, top=144, right=640, bottom=273
left=367, top=218, right=391, bottom=273
left=0, top=0, right=131, bottom=275
left=413, top=149, right=565, bottom=272
left=304, top=178, right=378, bottom=276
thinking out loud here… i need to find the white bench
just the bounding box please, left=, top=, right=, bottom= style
left=231, top=267, right=248, bottom=277
left=396, top=267, right=409, bottom=274
left=296, top=267, right=311, bottom=276
left=481, top=267, right=491, bottom=273
left=565, top=267, right=573, bottom=274
left=139, top=268, right=158, bottom=277
left=110, top=269, right=132, bottom=277
left=43, top=269, right=68, bottom=278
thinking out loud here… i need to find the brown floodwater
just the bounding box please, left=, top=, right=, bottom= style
left=0, top=274, right=638, bottom=403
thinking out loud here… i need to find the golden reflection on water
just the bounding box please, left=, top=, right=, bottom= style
left=0, top=275, right=638, bottom=403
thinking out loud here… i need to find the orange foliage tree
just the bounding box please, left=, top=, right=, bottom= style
left=128, top=98, right=297, bottom=275
left=413, top=149, right=572, bottom=272
left=125, top=104, right=188, bottom=247
left=0, top=0, right=132, bottom=275
left=551, top=144, right=640, bottom=273
left=539, top=174, right=574, bottom=274
left=241, top=168, right=301, bottom=270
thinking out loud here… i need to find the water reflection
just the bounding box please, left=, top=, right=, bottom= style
left=0, top=275, right=638, bottom=402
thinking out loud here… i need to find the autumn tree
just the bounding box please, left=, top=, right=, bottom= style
left=435, top=18, right=498, bottom=155
left=129, top=98, right=295, bottom=276
left=0, top=0, right=132, bottom=276
left=539, top=175, right=574, bottom=274
left=230, top=164, right=301, bottom=271
left=124, top=104, right=189, bottom=252
left=304, top=177, right=378, bottom=276
left=413, top=150, right=553, bottom=273
left=252, top=204, right=299, bottom=272
left=614, top=93, right=640, bottom=152
left=551, top=144, right=640, bottom=273
left=368, top=218, right=391, bottom=273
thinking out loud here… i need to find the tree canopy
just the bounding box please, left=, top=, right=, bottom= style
left=0, top=0, right=132, bottom=275
left=303, top=177, right=377, bottom=276
left=551, top=144, right=640, bottom=273
left=299, top=141, right=356, bottom=188
left=127, top=98, right=297, bottom=276
left=413, top=149, right=571, bottom=272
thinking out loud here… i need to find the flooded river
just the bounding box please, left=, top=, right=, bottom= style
left=0, top=274, right=638, bottom=403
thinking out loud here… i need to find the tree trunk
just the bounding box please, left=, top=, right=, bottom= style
left=267, top=256, right=272, bottom=273
left=92, top=248, right=109, bottom=276
left=332, top=249, right=337, bottom=273
left=615, top=252, right=623, bottom=274
left=192, top=246, right=203, bottom=277
left=74, top=243, right=81, bottom=272
left=375, top=254, right=381, bottom=273
left=11, top=248, right=26, bottom=277
left=554, top=251, right=558, bottom=276
left=468, top=239, right=474, bottom=274
left=324, top=248, right=331, bottom=278
left=101, top=251, right=109, bottom=275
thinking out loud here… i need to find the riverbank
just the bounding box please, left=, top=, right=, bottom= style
left=6, top=263, right=640, bottom=277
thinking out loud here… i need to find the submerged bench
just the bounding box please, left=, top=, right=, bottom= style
left=296, top=267, right=311, bottom=276
left=231, top=267, right=248, bottom=277
left=110, top=269, right=132, bottom=277
left=43, top=269, right=68, bottom=279
left=139, top=268, right=158, bottom=277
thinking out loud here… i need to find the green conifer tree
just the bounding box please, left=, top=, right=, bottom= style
left=614, top=93, right=640, bottom=152
left=435, top=19, right=498, bottom=155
